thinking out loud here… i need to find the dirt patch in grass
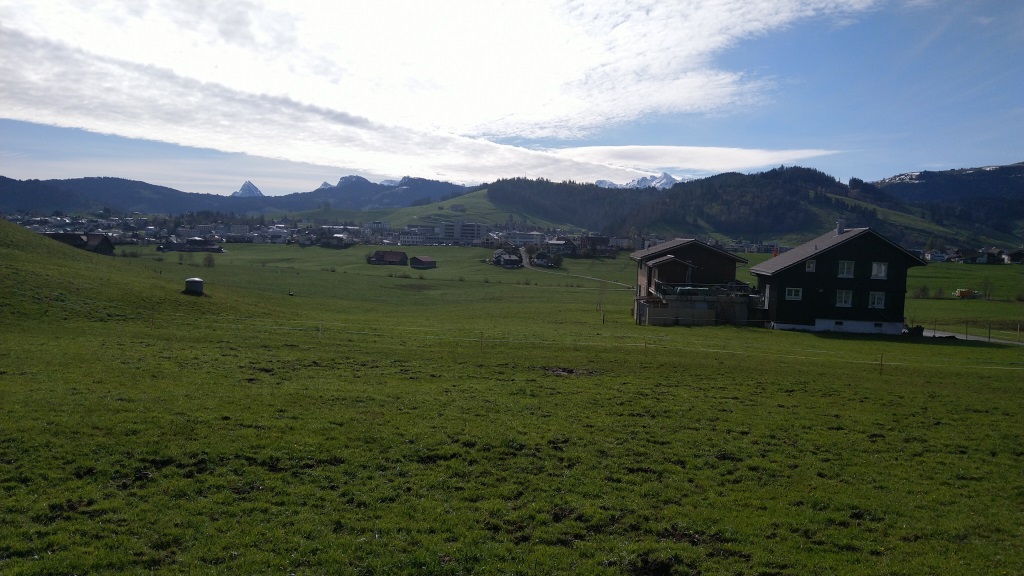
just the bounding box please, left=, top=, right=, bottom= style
left=543, top=366, right=598, bottom=376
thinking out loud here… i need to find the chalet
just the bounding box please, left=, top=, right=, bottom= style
left=410, top=256, right=437, bottom=269
left=630, top=239, right=749, bottom=326
left=492, top=249, right=523, bottom=268
left=533, top=251, right=555, bottom=267
left=748, top=223, right=926, bottom=335
left=44, top=233, right=116, bottom=255
left=367, top=250, right=408, bottom=265
left=952, top=249, right=1001, bottom=264
left=545, top=238, right=577, bottom=256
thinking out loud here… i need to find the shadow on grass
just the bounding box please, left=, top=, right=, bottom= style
left=811, top=331, right=1017, bottom=349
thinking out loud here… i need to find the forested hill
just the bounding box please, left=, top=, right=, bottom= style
left=488, top=167, right=872, bottom=238
left=485, top=166, right=1022, bottom=246
left=3, top=162, right=1020, bottom=246
left=485, top=178, right=660, bottom=231
left=610, top=167, right=849, bottom=237
left=873, top=163, right=1024, bottom=236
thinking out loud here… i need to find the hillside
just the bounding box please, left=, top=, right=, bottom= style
left=0, top=219, right=268, bottom=326
left=2, top=162, right=1021, bottom=248
left=874, top=163, right=1024, bottom=238
left=482, top=166, right=1022, bottom=247
left=0, top=175, right=476, bottom=215
left=1, top=218, right=1022, bottom=574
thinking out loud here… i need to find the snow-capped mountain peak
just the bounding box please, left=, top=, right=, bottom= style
left=231, top=180, right=264, bottom=197
left=596, top=172, right=683, bottom=190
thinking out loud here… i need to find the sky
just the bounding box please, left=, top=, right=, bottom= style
left=0, top=0, right=1021, bottom=196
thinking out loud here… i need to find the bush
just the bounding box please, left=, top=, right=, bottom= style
left=912, top=285, right=930, bottom=299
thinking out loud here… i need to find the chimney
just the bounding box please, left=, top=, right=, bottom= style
left=836, top=219, right=845, bottom=235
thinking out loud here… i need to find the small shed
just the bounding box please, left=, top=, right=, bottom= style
left=184, top=277, right=204, bottom=295
left=410, top=256, right=437, bottom=269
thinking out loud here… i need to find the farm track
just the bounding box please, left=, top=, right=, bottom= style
left=923, top=328, right=1024, bottom=346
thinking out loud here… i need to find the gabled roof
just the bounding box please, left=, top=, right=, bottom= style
left=748, top=227, right=926, bottom=276
left=646, top=254, right=695, bottom=268
left=630, top=238, right=747, bottom=264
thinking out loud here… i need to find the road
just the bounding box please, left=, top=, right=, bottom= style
left=921, top=329, right=1024, bottom=346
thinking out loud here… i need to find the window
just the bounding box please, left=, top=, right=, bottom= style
left=785, top=288, right=803, bottom=300
left=871, top=262, right=888, bottom=279
left=805, top=260, right=816, bottom=272
left=838, top=260, right=855, bottom=278
left=836, top=290, right=853, bottom=307
left=868, top=291, right=885, bottom=309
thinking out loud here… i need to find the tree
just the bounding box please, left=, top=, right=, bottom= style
left=203, top=253, right=216, bottom=268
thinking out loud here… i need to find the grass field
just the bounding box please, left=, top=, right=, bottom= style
left=903, top=261, right=1024, bottom=341
left=2, top=221, right=1022, bottom=574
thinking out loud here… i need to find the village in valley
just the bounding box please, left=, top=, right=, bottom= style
left=6, top=205, right=1022, bottom=337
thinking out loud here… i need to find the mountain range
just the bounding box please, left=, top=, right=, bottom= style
left=596, top=172, right=683, bottom=189
left=1, top=162, right=1021, bottom=247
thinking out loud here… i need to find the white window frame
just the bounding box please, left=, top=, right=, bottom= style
left=785, top=287, right=803, bottom=301
left=805, top=260, right=816, bottom=272
left=868, top=291, right=885, bottom=309
left=836, top=289, right=853, bottom=307
left=871, top=262, right=888, bottom=279
left=838, top=260, right=855, bottom=278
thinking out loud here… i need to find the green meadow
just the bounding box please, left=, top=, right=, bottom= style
left=1, top=221, right=1022, bottom=575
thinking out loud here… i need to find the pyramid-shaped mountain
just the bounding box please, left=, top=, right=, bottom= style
left=231, top=181, right=264, bottom=197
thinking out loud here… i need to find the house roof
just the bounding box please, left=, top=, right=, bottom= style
left=748, top=227, right=926, bottom=276
left=45, top=232, right=114, bottom=251
left=646, top=255, right=695, bottom=268
left=630, top=238, right=748, bottom=264
left=373, top=250, right=407, bottom=262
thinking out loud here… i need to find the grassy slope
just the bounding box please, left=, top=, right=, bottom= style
left=1, top=221, right=1022, bottom=574
left=298, top=185, right=1020, bottom=249
left=819, top=193, right=1019, bottom=248
left=296, top=190, right=578, bottom=231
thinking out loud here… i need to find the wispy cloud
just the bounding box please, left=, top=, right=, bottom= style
left=0, top=1, right=875, bottom=186
left=551, top=146, right=840, bottom=175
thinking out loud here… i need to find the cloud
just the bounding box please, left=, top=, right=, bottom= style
left=550, top=145, right=840, bottom=175
left=0, top=1, right=876, bottom=186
